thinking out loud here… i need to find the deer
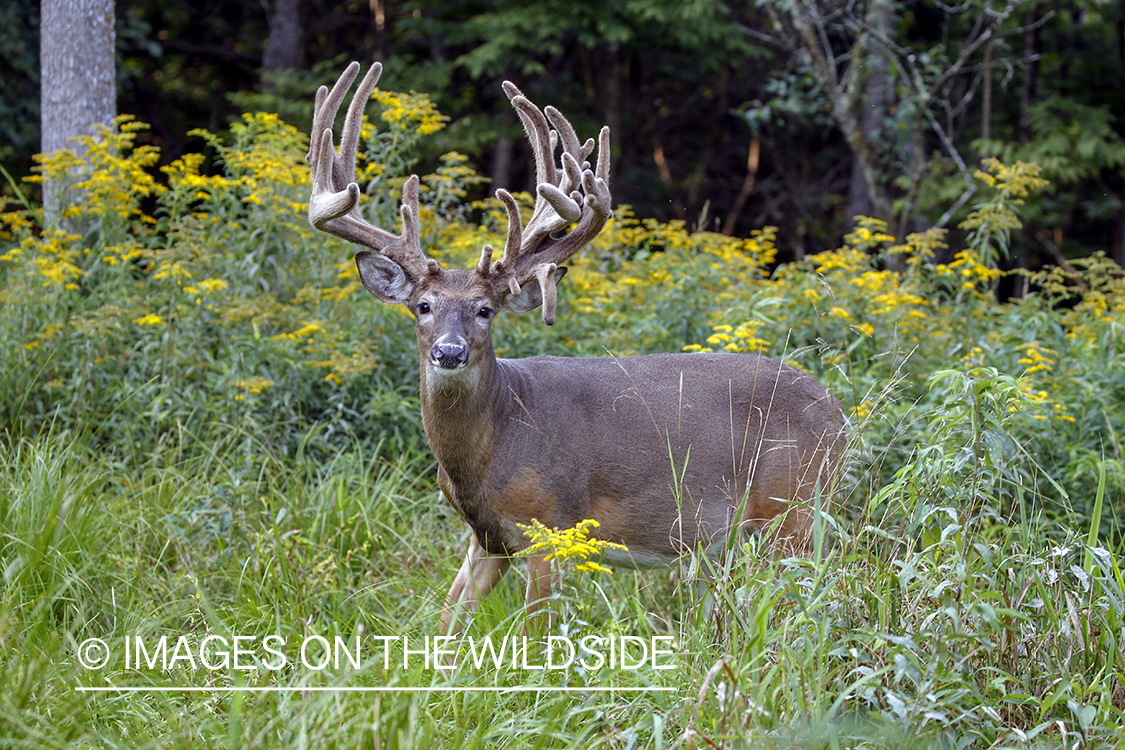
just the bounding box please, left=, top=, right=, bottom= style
left=306, top=61, right=847, bottom=635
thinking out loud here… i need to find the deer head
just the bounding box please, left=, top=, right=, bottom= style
left=307, top=61, right=611, bottom=364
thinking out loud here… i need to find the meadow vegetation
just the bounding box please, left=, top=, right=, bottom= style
left=2, top=87, right=1125, bottom=748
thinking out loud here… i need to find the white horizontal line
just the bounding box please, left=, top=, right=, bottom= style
left=77, top=685, right=674, bottom=693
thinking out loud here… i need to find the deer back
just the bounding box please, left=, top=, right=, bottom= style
left=424, top=349, right=845, bottom=560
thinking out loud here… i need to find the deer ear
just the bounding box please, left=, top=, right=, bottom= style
left=505, top=266, right=568, bottom=313
left=356, top=251, right=414, bottom=305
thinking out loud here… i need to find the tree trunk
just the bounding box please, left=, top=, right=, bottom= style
left=490, top=137, right=514, bottom=194
left=39, top=0, right=116, bottom=225
left=262, top=0, right=303, bottom=78
left=845, top=0, right=895, bottom=226
left=847, top=158, right=874, bottom=222
left=721, top=137, right=760, bottom=236
left=981, top=39, right=994, bottom=141
left=1118, top=12, right=1125, bottom=116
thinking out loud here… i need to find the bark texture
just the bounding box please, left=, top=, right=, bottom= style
left=40, top=0, right=116, bottom=223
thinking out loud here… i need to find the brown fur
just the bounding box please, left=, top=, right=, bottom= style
left=400, top=269, right=847, bottom=632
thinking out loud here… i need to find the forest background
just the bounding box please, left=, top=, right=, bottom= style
left=3, top=1, right=1125, bottom=748
left=6, top=0, right=1125, bottom=270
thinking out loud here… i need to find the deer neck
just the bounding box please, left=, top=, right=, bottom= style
left=418, top=343, right=507, bottom=491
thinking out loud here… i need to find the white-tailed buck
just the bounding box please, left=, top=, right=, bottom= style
left=307, top=61, right=846, bottom=633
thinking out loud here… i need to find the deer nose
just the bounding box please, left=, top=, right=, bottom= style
left=431, top=341, right=469, bottom=369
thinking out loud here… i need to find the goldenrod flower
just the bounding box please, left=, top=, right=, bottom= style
left=516, top=519, right=627, bottom=574
left=233, top=376, right=276, bottom=398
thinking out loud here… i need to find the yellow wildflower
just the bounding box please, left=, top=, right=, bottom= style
left=854, top=401, right=875, bottom=420
left=233, top=376, right=276, bottom=399
left=516, top=519, right=627, bottom=574
left=1017, top=343, right=1056, bottom=375
left=371, top=89, right=449, bottom=136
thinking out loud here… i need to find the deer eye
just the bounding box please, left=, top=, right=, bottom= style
left=416, top=301, right=431, bottom=316
left=477, top=306, right=494, bottom=320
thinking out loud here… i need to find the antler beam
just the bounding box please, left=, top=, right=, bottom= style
left=306, top=61, right=431, bottom=282
left=488, top=82, right=612, bottom=324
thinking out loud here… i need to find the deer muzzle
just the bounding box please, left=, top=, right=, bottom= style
left=430, top=340, right=470, bottom=370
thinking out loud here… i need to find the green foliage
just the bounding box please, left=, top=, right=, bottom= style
left=0, top=93, right=471, bottom=466
left=4, top=93, right=1125, bottom=746
left=226, top=57, right=354, bottom=134
left=11, top=0, right=1125, bottom=265
left=445, top=0, right=753, bottom=79
left=0, top=0, right=39, bottom=172
left=977, top=98, right=1125, bottom=232
left=987, top=97, right=1125, bottom=185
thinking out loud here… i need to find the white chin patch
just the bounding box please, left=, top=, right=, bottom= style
left=425, top=361, right=477, bottom=391
left=427, top=359, right=470, bottom=375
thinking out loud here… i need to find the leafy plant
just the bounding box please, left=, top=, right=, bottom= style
left=3, top=84, right=1125, bottom=747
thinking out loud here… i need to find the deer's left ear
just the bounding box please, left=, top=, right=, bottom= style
left=505, top=266, right=568, bottom=314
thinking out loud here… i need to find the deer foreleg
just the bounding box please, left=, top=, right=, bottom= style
left=440, top=533, right=510, bottom=635
left=522, top=554, right=553, bottom=637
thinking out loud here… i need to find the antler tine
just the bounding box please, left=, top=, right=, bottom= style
left=491, top=86, right=613, bottom=325
left=492, top=189, right=523, bottom=275
left=578, top=137, right=595, bottom=167
left=338, top=61, right=382, bottom=180
left=309, top=85, right=329, bottom=160
left=495, top=93, right=579, bottom=265
left=503, top=82, right=558, bottom=189
left=307, top=61, right=361, bottom=189
left=545, top=106, right=582, bottom=165
left=595, top=125, right=611, bottom=182
left=307, top=62, right=431, bottom=282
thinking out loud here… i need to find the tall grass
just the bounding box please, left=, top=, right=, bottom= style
left=2, top=92, right=1125, bottom=747
left=2, top=422, right=1124, bottom=747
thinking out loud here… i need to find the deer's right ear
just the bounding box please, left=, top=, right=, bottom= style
left=356, top=251, right=414, bottom=305
left=505, top=265, right=568, bottom=314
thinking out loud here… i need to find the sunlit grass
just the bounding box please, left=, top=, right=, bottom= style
left=2, top=89, right=1125, bottom=746
left=2, top=420, right=1124, bottom=747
